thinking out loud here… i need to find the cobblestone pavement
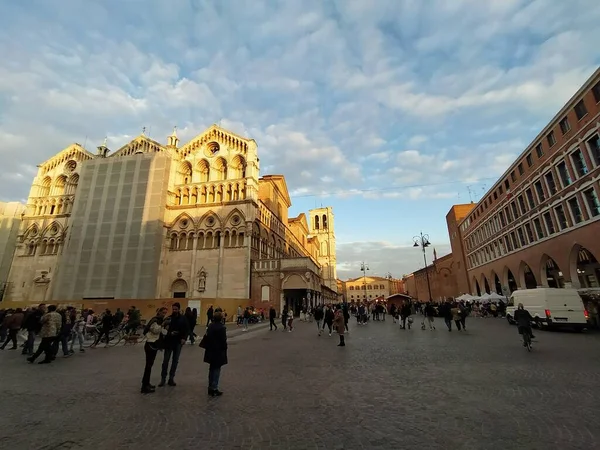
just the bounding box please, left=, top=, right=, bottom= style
left=1, top=316, right=599, bottom=450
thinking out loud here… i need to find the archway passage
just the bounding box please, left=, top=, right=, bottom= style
left=523, top=264, right=537, bottom=289
left=475, top=279, right=481, bottom=297
left=494, top=273, right=502, bottom=295
left=171, top=279, right=188, bottom=298
left=575, top=247, right=600, bottom=288
left=545, top=257, right=565, bottom=288
left=483, top=277, right=491, bottom=295
left=507, top=269, right=517, bottom=294
left=283, top=274, right=309, bottom=316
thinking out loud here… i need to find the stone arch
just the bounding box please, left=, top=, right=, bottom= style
left=171, top=279, right=188, bottom=298
left=282, top=274, right=308, bottom=290
left=39, top=176, right=52, bottom=197
left=170, top=212, right=195, bottom=230
left=24, top=224, right=40, bottom=239
left=177, top=161, right=192, bottom=185
left=231, top=155, right=246, bottom=179
left=502, top=266, right=518, bottom=293
left=518, top=261, right=538, bottom=289
left=197, top=159, right=210, bottom=182
left=64, top=159, right=77, bottom=172
left=214, top=157, right=227, bottom=181
left=66, top=173, right=79, bottom=195
left=481, top=274, right=490, bottom=294
left=568, top=244, right=600, bottom=289
left=490, top=270, right=502, bottom=295
left=223, top=208, right=245, bottom=227
left=539, top=254, right=565, bottom=288
left=473, top=277, right=481, bottom=296
left=53, top=175, right=67, bottom=196
left=198, top=210, right=221, bottom=228
left=169, top=232, right=178, bottom=249
left=41, top=221, right=63, bottom=238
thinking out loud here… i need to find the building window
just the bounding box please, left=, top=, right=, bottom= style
left=533, top=217, right=544, bottom=239
left=517, top=195, right=527, bottom=213
left=556, top=161, right=572, bottom=187
left=555, top=204, right=568, bottom=230
left=493, top=191, right=497, bottom=200
left=510, top=171, right=516, bottom=182
left=526, top=153, right=533, bottom=167
left=543, top=211, right=555, bottom=235
left=517, top=227, right=526, bottom=246
left=504, top=179, right=510, bottom=190
left=593, top=81, right=600, bottom=103
left=518, top=163, right=524, bottom=175
left=583, top=188, right=600, bottom=217
left=511, top=231, right=519, bottom=249
left=544, top=171, right=557, bottom=196
left=525, top=188, right=535, bottom=209
left=547, top=131, right=556, bottom=147
left=534, top=180, right=545, bottom=202
left=570, top=149, right=588, bottom=178
left=559, top=117, right=571, bottom=134
left=567, top=196, right=583, bottom=224
left=504, top=235, right=513, bottom=252
left=525, top=223, right=535, bottom=242
left=535, top=143, right=544, bottom=158
left=587, top=134, right=600, bottom=167
left=505, top=206, right=513, bottom=224
left=511, top=201, right=520, bottom=219
left=499, top=185, right=503, bottom=195
left=574, top=99, right=588, bottom=120
left=499, top=211, right=506, bottom=227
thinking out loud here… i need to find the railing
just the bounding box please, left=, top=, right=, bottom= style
left=252, top=257, right=320, bottom=275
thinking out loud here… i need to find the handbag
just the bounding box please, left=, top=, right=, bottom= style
left=198, top=334, right=207, bottom=349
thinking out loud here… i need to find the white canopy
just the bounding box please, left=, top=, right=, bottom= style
left=456, top=293, right=477, bottom=301
left=487, top=291, right=506, bottom=301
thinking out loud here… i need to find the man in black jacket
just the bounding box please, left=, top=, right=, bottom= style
left=159, top=303, right=189, bottom=387
left=268, top=306, right=277, bottom=331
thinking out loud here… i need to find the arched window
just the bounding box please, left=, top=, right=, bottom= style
left=197, top=160, right=210, bottom=182
left=231, top=155, right=247, bottom=179
left=177, top=161, right=192, bottom=185
left=214, top=157, right=227, bottom=181
left=178, top=233, right=186, bottom=250
left=322, top=214, right=328, bottom=229
left=187, top=233, right=195, bottom=250
left=315, top=216, right=320, bottom=230
left=170, top=233, right=178, bottom=250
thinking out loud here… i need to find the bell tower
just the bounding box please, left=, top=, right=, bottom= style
left=308, top=206, right=337, bottom=292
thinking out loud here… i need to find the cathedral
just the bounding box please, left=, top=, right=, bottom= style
left=4, top=125, right=337, bottom=315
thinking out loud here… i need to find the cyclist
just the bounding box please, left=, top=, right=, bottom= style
left=514, top=303, right=535, bottom=346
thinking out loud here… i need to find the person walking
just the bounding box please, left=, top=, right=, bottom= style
left=0, top=308, right=24, bottom=350
left=323, top=305, right=334, bottom=336
left=268, top=306, right=278, bottom=331
left=451, top=302, right=462, bottom=331
left=22, top=304, right=44, bottom=355
left=281, top=305, right=288, bottom=331
left=287, top=307, right=294, bottom=332
left=159, top=302, right=189, bottom=387
left=314, top=305, right=324, bottom=336
left=206, top=305, right=214, bottom=327
left=92, top=309, right=113, bottom=348
left=203, top=310, right=228, bottom=397
left=424, top=302, right=436, bottom=330
left=184, top=307, right=197, bottom=344
left=141, top=307, right=167, bottom=394
left=27, top=305, right=62, bottom=364
left=333, top=306, right=346, bottom=347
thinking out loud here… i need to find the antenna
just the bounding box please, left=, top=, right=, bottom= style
left=467, top=186, right=473, bottom=203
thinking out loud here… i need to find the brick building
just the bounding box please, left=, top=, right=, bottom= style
left=458, top=67, right=600, bottom=296
left=403, top=252, right=459, bottom=302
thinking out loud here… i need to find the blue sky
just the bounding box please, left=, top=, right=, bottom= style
left=1, top=0, right=599, bottom=279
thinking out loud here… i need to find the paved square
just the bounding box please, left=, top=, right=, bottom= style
left=1, top=317, right=599, bottom=450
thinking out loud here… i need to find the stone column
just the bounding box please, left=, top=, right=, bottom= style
left=189, top=235, right=198, bottom=298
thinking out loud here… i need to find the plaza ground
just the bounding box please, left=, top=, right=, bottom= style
left=1, top=316, right=599, bottom=450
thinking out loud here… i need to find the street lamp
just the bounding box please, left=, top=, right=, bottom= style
left=413, top=232, right=433, bottom=302
left=361, top=262, right=369, bottom=302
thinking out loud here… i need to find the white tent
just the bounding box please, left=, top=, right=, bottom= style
left=456, top=293, right=477, bottom=301
left=487, top=291, right=506, bottom=301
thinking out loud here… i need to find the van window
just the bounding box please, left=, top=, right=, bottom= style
left=508, top=296, right=515, bottom=307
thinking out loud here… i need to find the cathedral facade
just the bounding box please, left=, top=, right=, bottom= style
left=4, top=125, right=337, bottom=314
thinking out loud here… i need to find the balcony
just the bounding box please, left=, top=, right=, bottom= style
left=253, top=257, right=320, bottom=275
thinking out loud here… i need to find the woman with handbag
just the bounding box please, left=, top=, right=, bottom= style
left=200, top=310, right=228, bottom=397
left=140, top=307, right=168, bottom=394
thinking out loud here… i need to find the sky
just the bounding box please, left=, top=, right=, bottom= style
left=1, top=0, right=599, bottom=280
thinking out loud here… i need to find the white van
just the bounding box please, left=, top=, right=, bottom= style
left=506, top=288, right=588, bottom=330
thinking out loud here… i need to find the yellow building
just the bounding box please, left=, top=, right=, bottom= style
left=4, top=125, right=337, bottom=316
left=340, top=275, right=401, bottom=303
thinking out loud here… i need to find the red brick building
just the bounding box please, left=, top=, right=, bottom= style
left=459, top=67, right=600, bottom=295
left=403, top=252, right=460, bottom=302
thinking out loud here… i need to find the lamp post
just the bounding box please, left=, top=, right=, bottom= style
left=413, top=232, right=433, bottom=302
left=361, top=262, right=369, bottom=302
